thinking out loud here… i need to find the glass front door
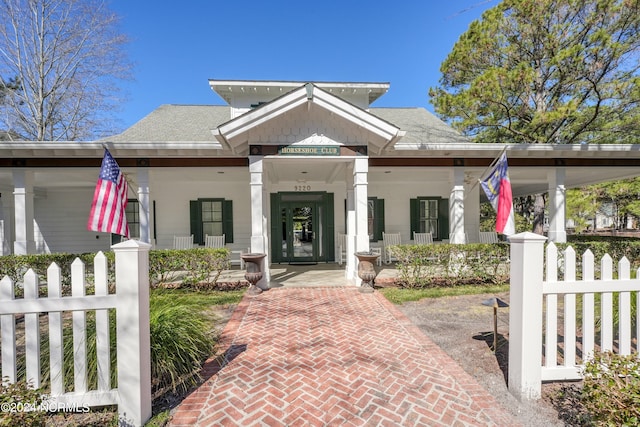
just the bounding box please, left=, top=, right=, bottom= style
left=281, top=203, right=317, bottom=262
left=271, top=192, right=334, bottom=264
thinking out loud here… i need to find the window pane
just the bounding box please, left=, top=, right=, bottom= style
left=125, top=200, right=140, bottom=238
left=419, top=199, right=439, bottom=237
left=201, top=200, right=223, bottom=239
left=203, top=223, right=223, bottom=237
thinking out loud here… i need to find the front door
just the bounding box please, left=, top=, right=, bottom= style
left=271, top=192, right=334, bottom=263
left=282, top=202, right=317, bottom=263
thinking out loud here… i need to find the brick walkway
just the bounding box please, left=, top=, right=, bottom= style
left=169, top=288, right=519, bottom=426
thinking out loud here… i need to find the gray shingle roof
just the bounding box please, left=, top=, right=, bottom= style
left=105, top=104, right=469, bottom=145
left=105, top=105, right=230, bottom=142
left=370, top=107, right=470, bottom=145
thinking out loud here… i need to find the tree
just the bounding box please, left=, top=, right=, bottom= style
left=566, top=178, right=640, bottom=231
left=593, top=178, right=640, bottom=228
left=0, top=0, right=131, bottom=141
left=430, top=0, right=640, bottom=233
left=566, top=187, right=599, bottom=232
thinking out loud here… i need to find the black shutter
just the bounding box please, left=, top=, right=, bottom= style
left=189, top=200, right=203, bottom=244
left=374, top=198, right=385, bottom=241
left=270, top=193, right=280, bottom=262
left=438, top=198, right=449, bottom=241
left=410, top=198, right=418, bottom=238
left=326, top=193, right=335, bottom=261
left=223, top=200, right=233, bottom=243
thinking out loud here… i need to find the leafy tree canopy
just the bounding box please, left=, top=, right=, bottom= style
left=430, top=0, right=640, bottom=144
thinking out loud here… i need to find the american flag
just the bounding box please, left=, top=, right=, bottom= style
left=87, top=149, right=130, bottom=238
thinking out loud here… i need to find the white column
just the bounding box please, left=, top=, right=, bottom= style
left=449, top=167, right=465, bottom=243
left=548, top=168, right=567, bottom=243
left=508, top=232, right=547, bottom=401
left=464, top=172, right=480, bottom=243
left=249, top=156, right=269, bottom=287
left=0, top=194, right=7, bottom=255
left=352, top=158, right=370, bottom=283
left=12, top=169, right=36, bottom=254
left=137, top=168, right=151, bottom=245
left=345, top=167, right=356, bottom=282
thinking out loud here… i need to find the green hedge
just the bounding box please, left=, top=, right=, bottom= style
left=555, top=240, right=640, bottom=273
left=392, top=237, right=640, bottom=288
left=391, top=243, right=510, bottom=288
left=0, top=248, right=232, bottom=292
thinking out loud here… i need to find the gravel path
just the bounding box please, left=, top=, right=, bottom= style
left=395, top=291, right=568, bottom=427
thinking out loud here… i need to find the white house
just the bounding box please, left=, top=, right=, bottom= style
left=1, top=79, right=640, bottom=285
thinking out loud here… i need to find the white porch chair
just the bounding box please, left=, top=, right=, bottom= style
left=382, top=232, right=402, bottom=264
left=205, top=234, right=225, bottom=248
left=338, top=233, right=348, bottom=265
left=370, top=246, right=383, bottom=266
left=479, top=231, right=500, bottom=244
left=230, top=247, right=250, bottom=269
left=173, top=235, right=194, bottom=249
left=413, top=232, right=433, bottom=245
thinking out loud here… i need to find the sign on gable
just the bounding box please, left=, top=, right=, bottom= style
left=278, top=145, right=340, bottom=156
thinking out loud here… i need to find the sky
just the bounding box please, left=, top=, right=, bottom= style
left=109, top=0, right=497, bottom=131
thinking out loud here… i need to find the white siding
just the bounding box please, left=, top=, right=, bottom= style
left=34, top=188, right=109, bottom=254
left=150, top=168, right=252, bottom=251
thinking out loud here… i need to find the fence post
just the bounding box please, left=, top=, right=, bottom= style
left=508, top=232, right=547, bottom=401
left=113, top=240, right=152, bottom=427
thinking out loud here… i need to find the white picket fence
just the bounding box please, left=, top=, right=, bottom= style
left=508, top=233, right=640, bottom=401
left=0, top=240, right=152, bottom=426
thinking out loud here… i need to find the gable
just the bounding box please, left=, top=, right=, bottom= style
left=213, top=83, right=404, bottom=156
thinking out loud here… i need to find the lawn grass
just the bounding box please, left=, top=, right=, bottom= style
left=150, top=287, right=245, bottom=309
left=378, top=284, right=509, bottom=304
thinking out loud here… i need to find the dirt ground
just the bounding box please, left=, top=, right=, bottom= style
left=395, top=291, right=583, bottom=427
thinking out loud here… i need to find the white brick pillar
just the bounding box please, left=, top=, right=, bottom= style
left=449, top=167, right=465, bottom=243
left=12, top=169, right=36, bottom=254
left=249, top=156, right=269, bottom=287
left=548, top=168, right=567, bottom=243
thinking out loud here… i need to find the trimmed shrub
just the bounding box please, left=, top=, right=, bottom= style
left=581, top=351, right=640, bottom=426
left=0, top=247, right=231, bottom=291
left=391, top=243, right=509, bottom=288
left=0, top=381, right=48, bottom=426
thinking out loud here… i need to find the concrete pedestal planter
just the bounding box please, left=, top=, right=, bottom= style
left=241, top=253, right=266, bottom=296
left=355, top=252, right=380, bottom=293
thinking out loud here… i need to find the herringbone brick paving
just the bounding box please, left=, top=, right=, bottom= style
left=169, top=288, right=520, bottom=426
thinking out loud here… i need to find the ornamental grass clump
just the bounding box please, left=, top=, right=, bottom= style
left=149, top=291, right=216, bottom=396
left=18, top=289, right=222, bottom=402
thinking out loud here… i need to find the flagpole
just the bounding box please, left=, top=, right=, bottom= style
left=463, top=145, right=510, bottom=200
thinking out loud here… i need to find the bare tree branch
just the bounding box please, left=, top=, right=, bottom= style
left=0, top=0, right=131, bottom=141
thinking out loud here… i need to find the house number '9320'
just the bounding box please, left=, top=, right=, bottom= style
left=294, top=185, right=311, bottom=191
